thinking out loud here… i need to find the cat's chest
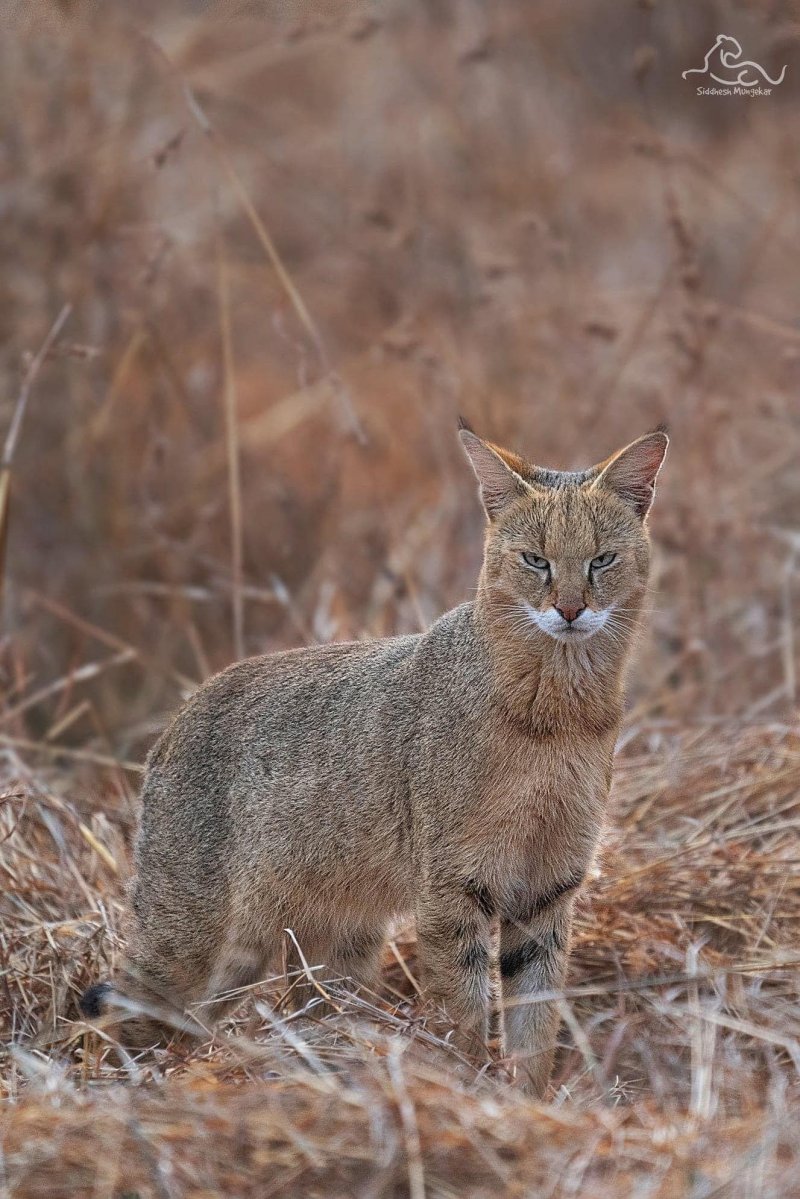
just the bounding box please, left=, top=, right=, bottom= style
left=495, top=723, right=611, bottom=804
left=471, top=726, right=613, bottom=867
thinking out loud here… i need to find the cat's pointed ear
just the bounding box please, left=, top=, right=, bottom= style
left=458, top=420, right=532, bottom=519
left=591, top=430, right=669, bottom=520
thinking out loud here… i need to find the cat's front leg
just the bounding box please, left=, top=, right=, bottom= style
left=500, top=879, right=580, bottom=1097
left=415, top=885, right=493, bottom=1059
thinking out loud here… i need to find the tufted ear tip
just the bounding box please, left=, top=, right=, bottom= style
left=459, top=428, right=531, bottom=519
left=592, top=431, right=669, bottom=520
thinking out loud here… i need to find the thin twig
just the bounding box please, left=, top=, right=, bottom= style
left=0, top=304, right=72, bottom=593
left=387, top=1040, right=427, bottom=1199
left=217, top=233, right=244, bottom=660
left=0, top=733, right=143, bottom=774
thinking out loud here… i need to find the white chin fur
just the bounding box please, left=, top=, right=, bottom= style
left=521, top=602, right=611, bottom=643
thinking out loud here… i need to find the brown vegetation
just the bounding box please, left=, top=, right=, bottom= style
left=2, top=1, right=799, bottom=1195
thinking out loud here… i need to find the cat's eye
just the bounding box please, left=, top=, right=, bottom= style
left=521, top=552, right=550, bottom=572
left=590, top=552, right=616, bottom=571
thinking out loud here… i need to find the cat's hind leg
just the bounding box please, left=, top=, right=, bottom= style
left=80, top=884, right=275, bottom=1046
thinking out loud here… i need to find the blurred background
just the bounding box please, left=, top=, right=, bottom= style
left=2, top=0, right=799, bottom=765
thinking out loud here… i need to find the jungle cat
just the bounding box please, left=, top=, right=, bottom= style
left=81, top=423, right=668, bottom=1096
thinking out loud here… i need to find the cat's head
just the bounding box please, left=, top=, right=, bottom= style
left=460, top=423, right=668, bottom=645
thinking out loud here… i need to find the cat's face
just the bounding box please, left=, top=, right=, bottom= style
left=461, top=427, right=667, bottom=646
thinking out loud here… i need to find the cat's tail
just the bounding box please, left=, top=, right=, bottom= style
left=78, top=976, right=183, bottom=1048
left=78, top=979, right=117, bottom=1018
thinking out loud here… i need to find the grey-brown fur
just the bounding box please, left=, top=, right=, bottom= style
left=81, top=426, right=667, bottom=1096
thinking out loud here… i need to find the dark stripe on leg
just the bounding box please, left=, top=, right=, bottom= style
left=463, top=878, right=495, bottom=919
left=500, top=939, right=542, bottom=978
left=508, top=871, right=584, bottom=926
left=458, top=939, right=489, bottom=973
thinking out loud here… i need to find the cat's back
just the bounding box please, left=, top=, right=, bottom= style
left=148, top=632, right=423, bottom=784
left=136, top=620, right=466, bottom=906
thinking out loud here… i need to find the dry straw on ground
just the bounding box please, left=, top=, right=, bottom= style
left=2, top=723, right=800, bottom=1195
left=2, top=1, right=800, bottom=1196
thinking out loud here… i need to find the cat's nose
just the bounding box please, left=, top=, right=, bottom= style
left=555, top=603, right=586, bottom=624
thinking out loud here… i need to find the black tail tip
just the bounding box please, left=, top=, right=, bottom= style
left=79, top=981, right=114, bottom=1019
left=457, top=414, right=475, bottom=435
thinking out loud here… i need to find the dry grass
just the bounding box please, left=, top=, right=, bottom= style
left=2, top=723, right=800, bottom=1195
left=2, top=1, right=800, bottom=1195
